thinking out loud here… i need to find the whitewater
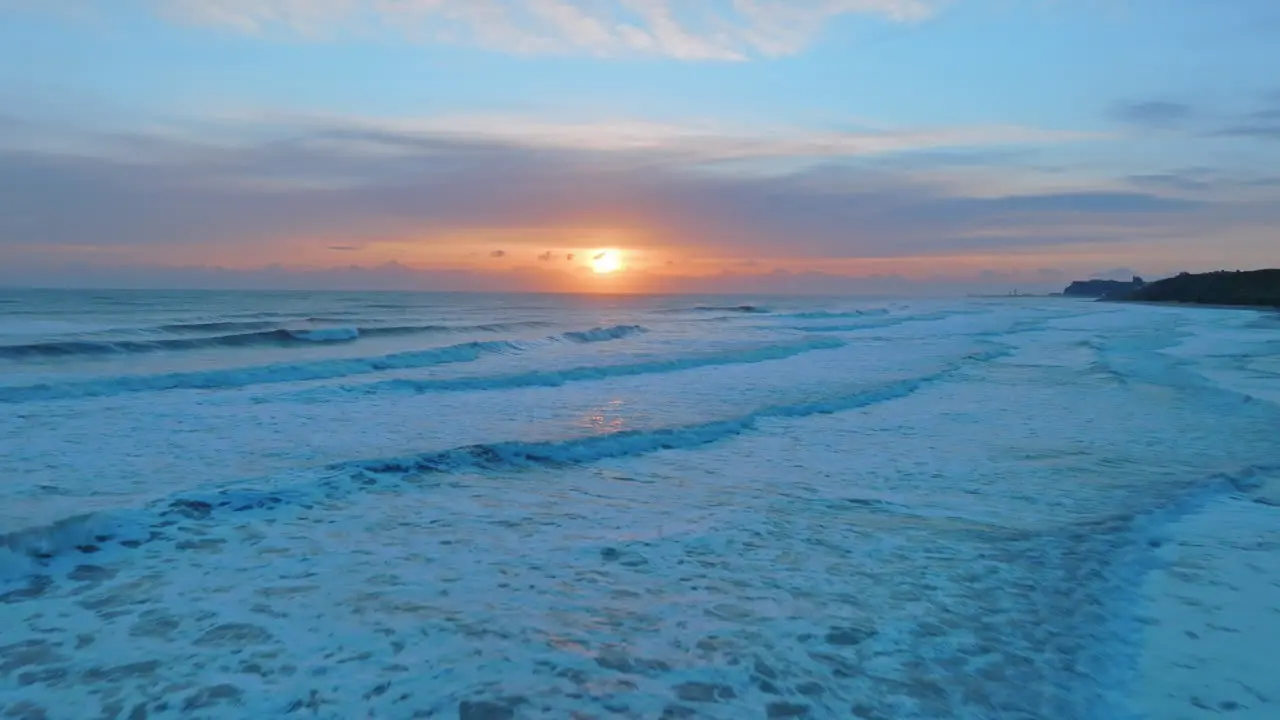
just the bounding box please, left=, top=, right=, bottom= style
left=1, top=288, right=1277, bottom=720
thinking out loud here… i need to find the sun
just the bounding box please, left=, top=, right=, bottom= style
left=590, top=250, right=622, bottom=274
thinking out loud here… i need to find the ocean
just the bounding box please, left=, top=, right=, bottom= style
left=1, top=288, right=1277, bottom=719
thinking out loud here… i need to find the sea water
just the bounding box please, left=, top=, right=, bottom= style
left=0, top=289, right=1277, bottom=719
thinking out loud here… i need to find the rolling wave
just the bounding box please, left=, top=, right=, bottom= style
left=2, top=511, right=154, bottom=575
left=0, top=321, right=554, bottom=359
left=154, top=320, right=282, bottom=333
left=313, top=336, right=846, bottom=398
left=561, top=325, right=647, bottom=343
left=776, top=310, right=985, bottom=334
left=776, top=309, right=890, bottom=320
left=659, top=305, right=771, bottom=314
left=0, top=328, right=361, bottom=358
left=0, top=341, right=516, bottom=403
left=0, top=325, right=647, bottom=402
left=2, top=348, right=1010, bottom=581
left=782, top=321, right=901, bottom=333
left=202, top=346, right=1011, bottom=498
left=344, top=378, right=937, bottom=476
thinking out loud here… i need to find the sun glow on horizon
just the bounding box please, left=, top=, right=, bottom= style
left=590, top=249, right=623, bottom=274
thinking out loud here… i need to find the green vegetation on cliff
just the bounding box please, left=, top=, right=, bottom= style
left=1115, top=270, right=1280, bottom=307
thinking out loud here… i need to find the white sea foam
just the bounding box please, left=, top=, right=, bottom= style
left=0, top=291, right=1276, bottom=719
left=0, top=324, right=650, bottom=402
left=299, top=336, right=848, bottom=399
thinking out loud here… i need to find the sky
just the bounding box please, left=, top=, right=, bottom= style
left=1, top=0, right=1278, bottom=294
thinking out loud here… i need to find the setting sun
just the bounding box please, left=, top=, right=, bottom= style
left=590, top=250, right=622, bottom=274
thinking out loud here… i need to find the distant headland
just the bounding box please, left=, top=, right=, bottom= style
left=1062, top=270, right=1280, bottom=308
left=1062, top=276, right=1147, bottom=299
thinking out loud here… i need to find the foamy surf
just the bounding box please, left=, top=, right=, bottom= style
left=1, top=291, right=1278, bottom=720
left=0, top=324, right=648, bottom=402
left=299, top=337, right=847, bottom=399
left=0, top=320, right=555, bottom=358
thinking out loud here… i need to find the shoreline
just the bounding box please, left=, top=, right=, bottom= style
left=1101, top=299, right=1280, bottom=312
left=973, top=294, right=1277, bottom=312
left=1128, top=475, right=1280, bottom=719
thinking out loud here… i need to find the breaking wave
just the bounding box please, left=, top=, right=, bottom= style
left=0, top=509, right=158, bottom=584
left=561, top=325, right=647, bottom=343
left=0, top=341, right=520, bottom=403
left=0, top=348, right=1010, bottom=581
left=777, top=309, right=890, bottom=320
left=154, top=320, right=282, bottom=333
left=0, top=325, right=649, bottom=402
left=660, top=305, right=771, bottom=315
left=0, top=321, right=554, bottom=359
left=782, top=322, right=900, bottom=333
left=343, top=380, right=935, bottom=476
left=285, top=327, right=360, bottom=343
left=0, top=328, right=365, bottom=358
left=211, top=347, right=1012, bottom=501
left=776, top=310, right=986, bottom=334
left=315, top=337, right=846, bottom=398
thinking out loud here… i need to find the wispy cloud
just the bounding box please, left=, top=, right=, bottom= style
left=138, top=0, right=942, bottom=59
left=0, top=256, right=1099, bottom=295
left=0, top=112, right=1215, bottom=266
left=1205, top=90, right=1280, bottom=141
left=1214, top=124, right=1280, bottom=141
left=1111, top=100, right=1195, bottom=129
left=252, top=112, right=1103, bottom=165
left=1127, top=173, right=1212, bottom=192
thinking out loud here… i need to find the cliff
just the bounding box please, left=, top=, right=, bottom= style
left=1118, top=270, right=1280, bottom=308
left=1063, top=277, right=1145, bottom=298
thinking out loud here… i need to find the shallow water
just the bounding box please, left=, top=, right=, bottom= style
left=1, top=290, right=1277, bottom=719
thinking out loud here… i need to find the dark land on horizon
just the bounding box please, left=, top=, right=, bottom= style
left=1063, top=269, right=1280, bottom=308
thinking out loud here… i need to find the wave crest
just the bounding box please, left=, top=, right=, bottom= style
left=0, top=321, right=553, bottom=359
left=0, top=324, right=647, bottom=402
left=321, top=337, right=845, bottom=398
left=1, top=344, right=1013, bottom=582
left=778, top=309, right=890, bottom=320
left=661, top=305, right=771, bottom=315
left=283, top=327, right=360, bottom=343
left=561, top=325, right=647, bottom=343
left=0, top=341, right=519, bottom=403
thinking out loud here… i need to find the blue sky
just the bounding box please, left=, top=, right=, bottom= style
left=1, top=0, right=1278, bottom=292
